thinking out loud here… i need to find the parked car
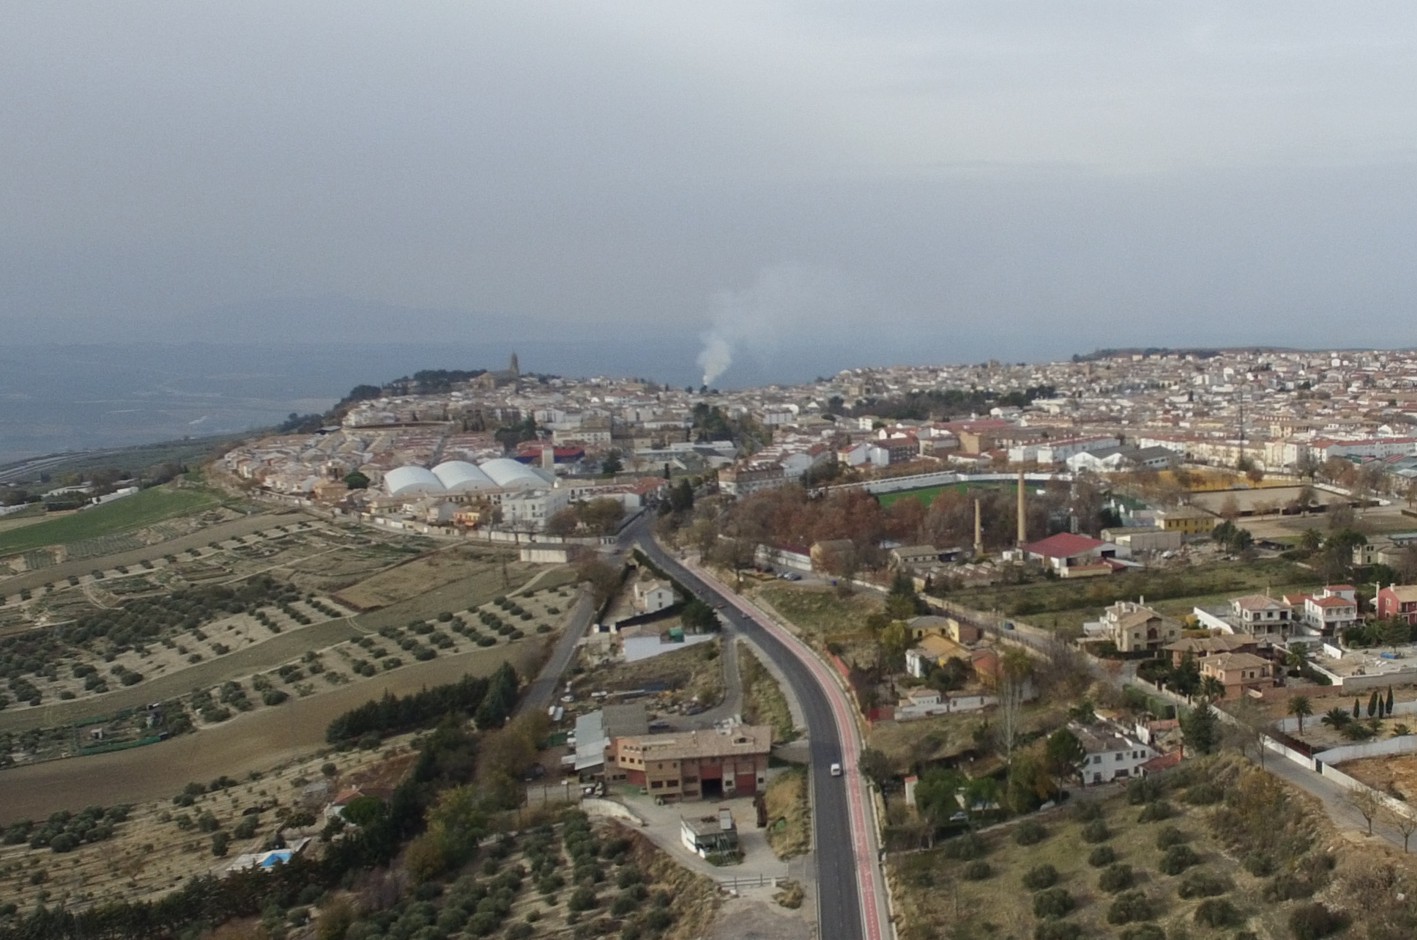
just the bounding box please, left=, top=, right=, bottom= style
left=830, top=762, right=842, bottom=777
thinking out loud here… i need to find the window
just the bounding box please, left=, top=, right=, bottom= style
left=649, top=781, right=662, bottom=790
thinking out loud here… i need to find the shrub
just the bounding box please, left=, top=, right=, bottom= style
left=1193, top=898, right=1241, bottom=928
left=1263, top=873, right=1314, bottom=903
left=1033, top=923, right=1081, bottom=940
left=1106, top=890, right=1153, bottom=925
left=1119, top=926, right=1165, bottom=940
left=1155, top=825, right=1186, bottom=850
left=1022, top=864, right=1059, bottom=890
left=1128, top=777, right=1162, bottom=805
left=961, top=860, right=992, bottom=881
left=1241, top=852, right=1275, bottom=877
left=567, top=886, right=598, bottom=912
left=1288, top=902, right=1347, bottom=940
left=1087, top=846, right=1117, bottom=867
left=1073, top=801, right=1103, bottom=822
left=1160, top=844, right=1200, bottom=875
left=1015, top=820, right=1047, bottom=845
left=1032, top=888, right=1075, bottom=920
left=940, top=833, right=985, bottom=860
left=1177, top=869, right=1230, bottom=899
left=1137, top=800, right=1173, bottom=823
left=1183, top=782, right=1222, bottom=805
left=1080, top=819, right=1111, bottom=843
left=1098, top=863, right=1134, bottom=893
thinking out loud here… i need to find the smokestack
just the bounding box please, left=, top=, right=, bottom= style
left=974, top=499, right=983, bottom=555
left=1016, top=469, right=1027, bottom=546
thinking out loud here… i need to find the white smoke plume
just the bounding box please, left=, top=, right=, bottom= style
left=696, top=263, right=854, bottom=387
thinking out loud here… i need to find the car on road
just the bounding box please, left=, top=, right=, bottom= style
left=830, top=762, right=842, bottom=777
left=779, top=572, right=802, bottom=581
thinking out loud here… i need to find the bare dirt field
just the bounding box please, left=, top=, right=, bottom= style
left=333, top=543, right=521, bottom=610
left=1338, top=752, right=1417, bottom=802
left=0, top=639, right=543, bottom=824
left=706, top=890, right=813, bottom=940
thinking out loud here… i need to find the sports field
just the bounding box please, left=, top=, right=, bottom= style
left=876, top=480, right=1017, bottom=509
left=0, top=486, right=221, bottom=555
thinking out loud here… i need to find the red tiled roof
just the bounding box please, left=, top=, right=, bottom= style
left=1024, top=532, right=1107, bottom=559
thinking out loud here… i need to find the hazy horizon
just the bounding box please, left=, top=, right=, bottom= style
left=6, top=5, right=1417, bottom=387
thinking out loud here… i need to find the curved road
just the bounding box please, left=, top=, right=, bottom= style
left=628, top=520, right=883, bottom=940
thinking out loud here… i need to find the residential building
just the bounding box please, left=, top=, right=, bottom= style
left=1230, top=594, right=1294, bottom=635
left=1071, top=720, right=1155, bottom=785
left=904, top=634, right=965, bottom=679
left=1163, top=634, right=1266, bottom=667
left=717, top=463, right=787, bottom=497
left=1377, top=584, right=1417, bottom=624
left=1296, top=586, right=1359, bottom=635
left=1100, top=599, right=1183, bottom=653
left=633, top=580, right=677, bottom=614
left=1199, top=652, right=1275, bottom=699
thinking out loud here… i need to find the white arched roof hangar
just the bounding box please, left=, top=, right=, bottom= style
left=384, top=466, right=444, bottom=497
left=480, top=458, right=555, bottom=490
left=432, top=460, right=495, bottom=492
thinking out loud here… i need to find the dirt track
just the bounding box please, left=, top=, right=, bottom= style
left=0, top=639, right=545, bottom=824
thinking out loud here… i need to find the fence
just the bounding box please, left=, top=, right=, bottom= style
left=717, top=873, right=787, bottom=890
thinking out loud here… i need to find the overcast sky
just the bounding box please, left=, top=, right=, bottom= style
left=5, top=3, right=1417, bottom=382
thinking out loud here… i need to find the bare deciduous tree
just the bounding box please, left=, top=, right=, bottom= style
left=1346, top=786, right=1382, bottom=836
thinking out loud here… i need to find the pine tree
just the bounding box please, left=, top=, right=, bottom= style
left=1368, top=690, right=1379, bottom=718
left=1354, top=698, right=1361, bottom=719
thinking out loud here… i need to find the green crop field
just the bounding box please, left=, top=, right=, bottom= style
left=0, top=486, right=222, bottom=555
left=877, top=481, right=1017, bottom=509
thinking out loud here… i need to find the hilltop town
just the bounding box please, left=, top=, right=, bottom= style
left=217, top=348, right=1417, bottom=528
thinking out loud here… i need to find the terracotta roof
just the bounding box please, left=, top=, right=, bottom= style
left=1204, top=652, right=1270, bottom=671
left=1023, top=532, right=1107, bottom=559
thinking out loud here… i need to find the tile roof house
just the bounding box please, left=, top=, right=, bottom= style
left=1101, top=599, right=1183, bottom=653
left=1377, top=584, right=1417, bottom=624
left=1199, top=651, right=1275, bottom=699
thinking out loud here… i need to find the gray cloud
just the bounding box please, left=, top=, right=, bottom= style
left=4, top=4, right=1417, bottom=363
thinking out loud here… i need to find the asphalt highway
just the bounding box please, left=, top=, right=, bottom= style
left=629, top=521, right=872, bottom=940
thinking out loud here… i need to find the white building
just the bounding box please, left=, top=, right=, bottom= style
left=633, top=580, right=677, bottom=614
left=1071, top=720, right=1155, bottom=786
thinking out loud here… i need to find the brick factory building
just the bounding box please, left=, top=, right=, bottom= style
left=609, top=725, right=772, bottom=801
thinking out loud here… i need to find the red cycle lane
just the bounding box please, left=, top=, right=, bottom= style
left=689, top=562, right=889, bottom=940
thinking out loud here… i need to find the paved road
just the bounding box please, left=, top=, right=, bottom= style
left=516, top=586, right=593, bottom=719
left=630, top=519, right=880, bottom=940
